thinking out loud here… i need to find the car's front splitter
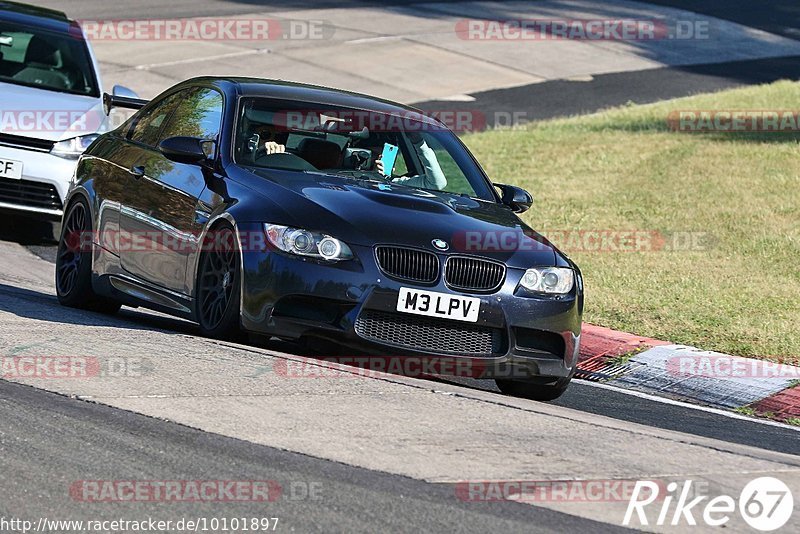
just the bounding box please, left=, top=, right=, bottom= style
left=238, top=227, right=581, bottom=381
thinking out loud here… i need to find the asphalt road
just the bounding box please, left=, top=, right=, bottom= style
left=411, top=0, right=800, bottom=125
left=449, top=376, right=800, bottom=457
left=3, top=2, right=800, bottom=531
left=11, top=0, right=800, bottom=454
left=2, top=277, right=799, bottom=458
left=1, top=379, right=623, bottom=533
left=31, top=0, right=800, bottom=40
left=645, top=0, right=800, bottom=41
left=416, top=55, right=800, bottom=127
left=1, top=274, right=798, bottom=532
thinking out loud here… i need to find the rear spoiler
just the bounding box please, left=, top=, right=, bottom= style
left=103, top=93, right=149, bottom=116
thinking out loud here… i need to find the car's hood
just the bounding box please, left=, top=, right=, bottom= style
left=246, top=169, right=559, bottom=267
left=0, top=81, right=105, bottom=142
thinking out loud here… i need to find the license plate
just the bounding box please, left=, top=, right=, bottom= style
left=396, top=287, right=480, bottom=323
left=0, top=158, right=23, bottom=180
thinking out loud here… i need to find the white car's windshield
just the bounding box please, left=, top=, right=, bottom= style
left=0, top=21, right=99, bottom=97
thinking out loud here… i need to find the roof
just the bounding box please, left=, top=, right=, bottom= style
left=203, top=77, right=426, bottom=117
left=0, top=1, right=76, bottom=34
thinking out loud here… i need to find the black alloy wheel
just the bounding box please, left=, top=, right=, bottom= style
left=196, top=224, right=241, bottom=339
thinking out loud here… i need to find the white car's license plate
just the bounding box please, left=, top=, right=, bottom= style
left=396, top=287, right=480, bottom=323
left=0, top=158, right=23, bottom=180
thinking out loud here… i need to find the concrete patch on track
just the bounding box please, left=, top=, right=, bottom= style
left=76, top=0, right=800, bottom=102
left=614, top=345, right=800, bottom=409
left=574, top=317, right=800, bottom=423
left=575, top=329, right=800, bottom=424
left=413, top=0, right=800, bottom=77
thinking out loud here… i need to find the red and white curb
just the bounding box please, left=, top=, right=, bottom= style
left=577, top=324, right=800, bottom=423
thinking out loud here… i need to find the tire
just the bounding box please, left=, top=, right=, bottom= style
left=55, top=197, right=121, bottom=314
left=495, top=376, right=572, bottom=401
left=195, top=223, right=242, bottom=339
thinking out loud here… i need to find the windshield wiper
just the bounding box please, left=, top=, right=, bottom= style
left=306, top=170, right=390, bottom=182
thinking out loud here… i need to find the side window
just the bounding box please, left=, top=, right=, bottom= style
left=392, top=149, right=408, bottom=176
left=419, top=135, right=477, bottom=197
left=158, top=88, right=223, bottom=156
left=127, top=92, right=181, bottom=147
left=0, top=32, right=32, bottom=63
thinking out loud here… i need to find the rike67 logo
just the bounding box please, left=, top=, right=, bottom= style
left=624, top=477, right=794, bottom=530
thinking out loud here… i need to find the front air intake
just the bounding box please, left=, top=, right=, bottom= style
left=375, top=246, right=439, bottom=283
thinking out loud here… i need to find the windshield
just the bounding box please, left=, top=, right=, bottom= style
left=234, top=97, right=495, bottom=201
left=0, top=21, right=99, bottom=97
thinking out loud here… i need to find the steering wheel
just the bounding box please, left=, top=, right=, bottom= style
left=253, top=148, right=318, bottom=171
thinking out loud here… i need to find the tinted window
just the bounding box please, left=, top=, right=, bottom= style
left=234, top=98, right=494, bottom=200
left=418, top=135, right=477, bottom=197
left=0, top=21, right=99, bottom=96
left=128, top=92, right=182, bottom=147
left=159, top=88, right=223, bottom=155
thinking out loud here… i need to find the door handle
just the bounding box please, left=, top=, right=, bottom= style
left=130, top=165, right=145, bottom=179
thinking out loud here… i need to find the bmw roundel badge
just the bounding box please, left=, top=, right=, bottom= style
left=432, top=239, right=449, bottom=251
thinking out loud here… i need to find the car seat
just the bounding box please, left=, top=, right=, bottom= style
left=12, top=35, right=71, bottom=90
left=296, top=138, right=344, bottom=170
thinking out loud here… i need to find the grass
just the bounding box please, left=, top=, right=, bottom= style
left=607, top=346, right=648, bottom=367
left=461, top=80, right=800, bottom=362
left=735, top=407, right=799, bottom=426
left=734, top=406, right=758, bottom=417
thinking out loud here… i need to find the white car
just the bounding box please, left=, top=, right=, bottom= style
left=0, top=2, right=136, bottom=220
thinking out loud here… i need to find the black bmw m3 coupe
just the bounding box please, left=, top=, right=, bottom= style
left=55, top=77, right=584, bottom=400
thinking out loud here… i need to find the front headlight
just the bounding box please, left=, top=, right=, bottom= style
left=264, top=224, right=354, bottom=262
left=519, top=267, right=574, bottom=295
left=51, top=134, right=99, bottom=159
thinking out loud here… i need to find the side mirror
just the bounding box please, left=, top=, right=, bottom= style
left=112, top=85, right=139, bottom=99
left=495, top=184, right=533, bottom=213
left=159, top=136, right=208, bottom=164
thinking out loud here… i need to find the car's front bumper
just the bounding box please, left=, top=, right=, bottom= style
left=0, top=144, right=74, bottom=219
left=238, top=223, right=582, bottom=381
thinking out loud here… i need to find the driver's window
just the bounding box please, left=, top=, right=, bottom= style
left=159, top=88, right=223, bottom=158
left=127, top=92, right=181, bottom=147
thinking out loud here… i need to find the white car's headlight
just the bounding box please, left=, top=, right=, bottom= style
left=51, top=134, right=99, bottom=159
left=264, top=224, right=354, bottom=262
left=519, top=267, right=574, bottom=295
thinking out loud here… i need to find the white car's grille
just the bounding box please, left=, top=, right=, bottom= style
left=0, top=177, right=63, bottom=211
left=0, top=133, right=56, bottom=153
